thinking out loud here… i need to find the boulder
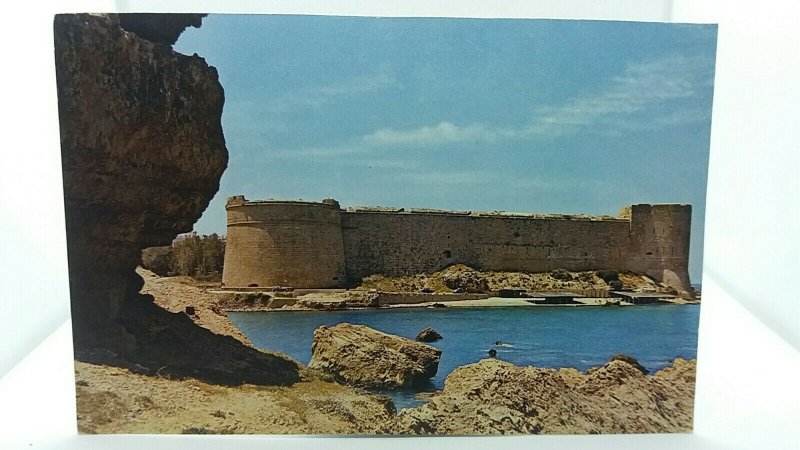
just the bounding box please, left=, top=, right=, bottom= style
left=390, top=357, right=696, bottom=435
left=309, top=323, right=441, bottom=389
left=415, top=327, right=443, bottom=342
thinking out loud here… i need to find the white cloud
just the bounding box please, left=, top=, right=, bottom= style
left=361, top=122, right=493, bottom=147
left=266, top=122, right=495, bottom=158
left=521, top=53, right=713, bottom=137
left=267, top=52, right=714, bottom=160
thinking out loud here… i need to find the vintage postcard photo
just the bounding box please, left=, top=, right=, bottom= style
left=54, top=13, right=716, bottom=434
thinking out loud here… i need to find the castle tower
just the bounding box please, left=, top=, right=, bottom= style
left=626, top=204, right=693, bottom=296
left=222, top=196, right=346, bottom=289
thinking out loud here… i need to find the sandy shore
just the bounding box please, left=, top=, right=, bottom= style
left=75, top=361, right=395, bottom=434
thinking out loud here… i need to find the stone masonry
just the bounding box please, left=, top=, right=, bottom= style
left=222, top=196, right=692, bottom=295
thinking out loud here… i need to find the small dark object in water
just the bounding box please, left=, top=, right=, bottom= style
left=495, top=340, right=502, bottom=346
left=488, top=349, right=497, bottom=358
left=185, top=306, right=196, bottom=316
left=416, top=327, right=443, bottom=342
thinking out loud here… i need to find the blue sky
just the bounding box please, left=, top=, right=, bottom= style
left=175, top=15, right=716, bottom=281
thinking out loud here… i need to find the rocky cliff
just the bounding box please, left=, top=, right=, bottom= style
left=55, top=13, right=298, bottom=385
left=391, top=357, right=696, bottom=434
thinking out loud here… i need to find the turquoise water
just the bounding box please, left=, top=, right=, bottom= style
left=229, top=305, right=700, bottom=409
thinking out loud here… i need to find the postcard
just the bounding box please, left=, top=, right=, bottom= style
left=54, top=13, right=716, bottom=435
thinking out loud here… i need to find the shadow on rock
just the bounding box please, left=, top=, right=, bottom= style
left=76, top=274, right=300, bottom=386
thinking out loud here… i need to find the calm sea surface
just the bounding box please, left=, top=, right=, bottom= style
left=229, top=304, right=700, bottom=409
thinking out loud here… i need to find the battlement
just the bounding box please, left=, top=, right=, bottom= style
left=226, top=195, right=340, bottom=210
left=222, top=197, right=692, bottom=295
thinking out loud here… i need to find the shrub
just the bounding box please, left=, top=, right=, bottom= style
left=608, top=280, right=624, bottom=290
left=172, top=232, right=226, bottom=279
left=141, top=246, right=173, bottom=276
left=140, top=232, right=226, bottom=280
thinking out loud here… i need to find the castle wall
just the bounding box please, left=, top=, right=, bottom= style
left=341, top=212, right=631, bottom=282
left=626, top=204, right=692, bottom=294
left=222, top=197, right=693, bottom=295
left=222, top=197, right=345, bottom=288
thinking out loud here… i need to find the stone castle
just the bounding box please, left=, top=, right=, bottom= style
left=222, top=196, right=693, bottom=295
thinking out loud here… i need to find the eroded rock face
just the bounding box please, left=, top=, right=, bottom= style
left=390, top=357, right=696, bottom=435
left=118, top=13, right=206, bottom=45
left=55, top=13, right=299, bottom=385
left=56, top=13, right=227, bottom=349
left=308, top=323, right=441, bottom=389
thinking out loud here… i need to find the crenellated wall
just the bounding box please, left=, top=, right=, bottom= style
left=222, top=197, right=693, bottom=295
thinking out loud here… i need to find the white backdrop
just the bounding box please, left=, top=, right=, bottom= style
left=0, top=1, right=797, bottom=449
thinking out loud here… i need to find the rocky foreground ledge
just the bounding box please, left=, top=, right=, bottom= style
left=391, top=357, right=696, bottom=434
left=75, top=354, right=695, bottom=434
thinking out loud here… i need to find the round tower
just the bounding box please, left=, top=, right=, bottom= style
left=627, top=204, right=693, bottom=296
left=222, top=196, right=346, bottom=289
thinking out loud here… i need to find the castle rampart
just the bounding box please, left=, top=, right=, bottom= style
left=222, top=196, right=346, bottom=288
left=222, top=196, right=692, bottom=295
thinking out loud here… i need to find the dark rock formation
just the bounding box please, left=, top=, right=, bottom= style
left=608, top=354, right=649, bottom=375
left=309, top=323, right=441, bottom=389
left=415, top=327, right=443, bottom=342
left=54, top=13, right=299, bottom=385
left=118, top=13, right=206, bottom=46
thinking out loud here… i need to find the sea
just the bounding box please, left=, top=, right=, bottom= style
left=229, top=304, right=700, bottom=409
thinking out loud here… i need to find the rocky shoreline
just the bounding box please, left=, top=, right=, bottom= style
left=209, top=264, right=698, bottom=313
left=72, top=270, right=698, bottom=434
left=75, top=351, right=696, bottom=435
left=391, top=357, right=696, bottom=434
